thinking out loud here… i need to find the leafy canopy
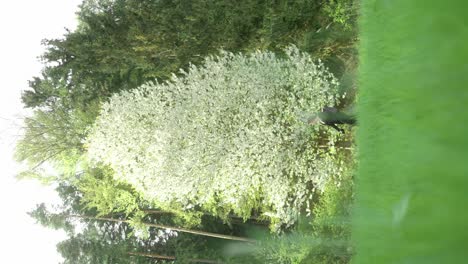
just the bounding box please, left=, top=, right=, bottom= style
left=87, top=46, right=344, bottom=230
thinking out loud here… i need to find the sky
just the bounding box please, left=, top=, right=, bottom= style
left=0, top=1, right=82, bottom=262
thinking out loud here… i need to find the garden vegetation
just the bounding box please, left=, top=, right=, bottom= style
left=16, top=0, right=360, bottom=262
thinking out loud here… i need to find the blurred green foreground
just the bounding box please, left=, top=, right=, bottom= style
left=353, top=0, right=468, bottom=263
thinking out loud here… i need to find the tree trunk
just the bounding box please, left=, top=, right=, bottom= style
left=128, top=252, right=175, bottom=260
left=66, top=214, right=256, bottom=243
left=128, top=252, right=224, bottom=263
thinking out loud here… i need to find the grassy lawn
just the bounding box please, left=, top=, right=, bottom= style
left=354, top=0, right=468, bottom=262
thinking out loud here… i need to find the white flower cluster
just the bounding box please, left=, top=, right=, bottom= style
left=86, top=46, right=342, bottom=229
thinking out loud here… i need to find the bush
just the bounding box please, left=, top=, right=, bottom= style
left=322, top=0, right=356, bottom=30
left=246, top=157, right=354, bottom=263
left=86, top=46, right=344, bottom=229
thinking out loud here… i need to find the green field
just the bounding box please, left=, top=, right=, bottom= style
left=354, top=0, right=468, bottom=262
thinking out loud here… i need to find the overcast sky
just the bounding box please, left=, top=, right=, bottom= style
left=0, top=1, right=82, bottom=262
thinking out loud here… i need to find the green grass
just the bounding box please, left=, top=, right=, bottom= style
left=354, top=0, right=468, bottom=263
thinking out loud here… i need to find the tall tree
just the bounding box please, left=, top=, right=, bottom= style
left=22, top=0, right=324, bottom=110
left=30, top=201, right=233, bottom=263
left=29, top=180, right=255, bottom=261
left=86, top=46, right=344, bottom=231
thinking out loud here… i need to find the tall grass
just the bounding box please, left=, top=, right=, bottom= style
left=354, top=0, right=468, bottom=262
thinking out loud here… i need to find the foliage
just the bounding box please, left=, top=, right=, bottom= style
left=19, top=0, right=361, bottom=262
left=15, top=108, right=84, bottom=165
left=303, top=158, right=353, bottom=263
left=77, top=166, right=140, bottom=216
left=29, top=184, right=227, bottom=263
left=86, top=46, right=345, bottom=230
left=233, top=156, right=354, bottom=264
left=14, top=103, right=98, bottom=183
left=321, top=0, right=356, bottom=30
left=23, top=0, right=356, bottom=111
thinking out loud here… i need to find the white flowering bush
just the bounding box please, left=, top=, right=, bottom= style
left=86, top=46, right=343, bottom=230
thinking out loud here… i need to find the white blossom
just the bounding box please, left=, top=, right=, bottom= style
left=86, top=46, right=343, bottom=229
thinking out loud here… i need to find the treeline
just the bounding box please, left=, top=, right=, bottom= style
left=24, top=0, right=356, bottom=111
left=31, top=182, right=259, bottom=263
left=17, top=0, right=358, bottom=262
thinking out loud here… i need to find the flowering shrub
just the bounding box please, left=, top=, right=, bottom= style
left=86, top=46, right=343, bottom=229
